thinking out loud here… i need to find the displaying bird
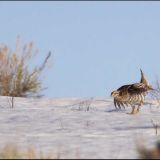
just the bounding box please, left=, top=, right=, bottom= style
left=111, top=69, right=153, bottom=114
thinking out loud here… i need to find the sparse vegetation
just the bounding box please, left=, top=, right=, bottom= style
left=137, top=140, right=160, bottom=159
left=151, top=119, right=160, bottom=136
left=78, top=98, right=93, bottom=111
left=0, top=144, right=54, bottom=159
left=149, top=77, right=160, bottom=106
left=0, top=37, right=51, bottom=97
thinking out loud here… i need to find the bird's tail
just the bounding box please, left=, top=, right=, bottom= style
left=140, top=69, right=150, bottom=86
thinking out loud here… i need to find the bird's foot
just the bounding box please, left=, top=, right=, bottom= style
left=127, top=106, right=136, bottom=115
left=127, top=107, right=139, bottom=115
left=127, top=111, right=137, bottom=115
left=127, top=110, right=140, bottom=115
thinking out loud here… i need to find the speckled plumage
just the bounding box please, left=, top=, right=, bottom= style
left=111, top=70, right=153, bottom=114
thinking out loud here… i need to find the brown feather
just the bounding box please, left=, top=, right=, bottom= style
left=111, top=70, right=152, bottom=113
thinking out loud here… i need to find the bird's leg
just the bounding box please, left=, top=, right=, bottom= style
left=129, top=105, right=136, bottom=114
left=136, top=105, right=141, bottom=113
left=136, top=102, right=143, bottom=113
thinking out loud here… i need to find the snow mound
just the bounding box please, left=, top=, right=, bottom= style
left=0, top=96, right=159, bottom=158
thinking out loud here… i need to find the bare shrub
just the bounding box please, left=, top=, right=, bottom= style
left=0, top=38, right=52, bottom=97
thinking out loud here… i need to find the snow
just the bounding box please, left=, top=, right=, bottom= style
left=0, top=96, right=159, bottom=158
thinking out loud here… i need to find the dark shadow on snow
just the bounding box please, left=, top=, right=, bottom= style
left=105, top=108, right=126, bottom=113
left=114, top=125, right=154, bottom=131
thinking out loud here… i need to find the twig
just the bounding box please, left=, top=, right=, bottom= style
left=11, top=96, right=14, bottom=108
left=7, top=96, right=15, bottom=108
left=151, top=119, right=159, bottom=135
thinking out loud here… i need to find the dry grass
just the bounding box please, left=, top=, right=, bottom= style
left=149, top=77, right=160, bottom=106
left=137, top=141, right=160, bottom=159
left=0, top=37, right=51, bottom=97
left=0, top=144, right=55, bottom=159
left=78, top=98, right=93, bottom=111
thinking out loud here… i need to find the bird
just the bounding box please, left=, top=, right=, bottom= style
left=111, top=69, right=153, bottom=114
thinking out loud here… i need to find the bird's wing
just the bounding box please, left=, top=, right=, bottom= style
left=113, top=84, right=145, bottom=110
left=117, top=85, right=131, bottom=91
left=128, top=83, right=146, bottom=94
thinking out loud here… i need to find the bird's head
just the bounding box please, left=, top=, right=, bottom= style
left=111, top=90, right=119, bottom=97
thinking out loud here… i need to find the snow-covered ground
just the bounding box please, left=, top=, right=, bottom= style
left=0, top=96, right=159, bottom=159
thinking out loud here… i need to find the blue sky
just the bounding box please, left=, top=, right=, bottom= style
left=0, top=1, right=160, bottom=98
